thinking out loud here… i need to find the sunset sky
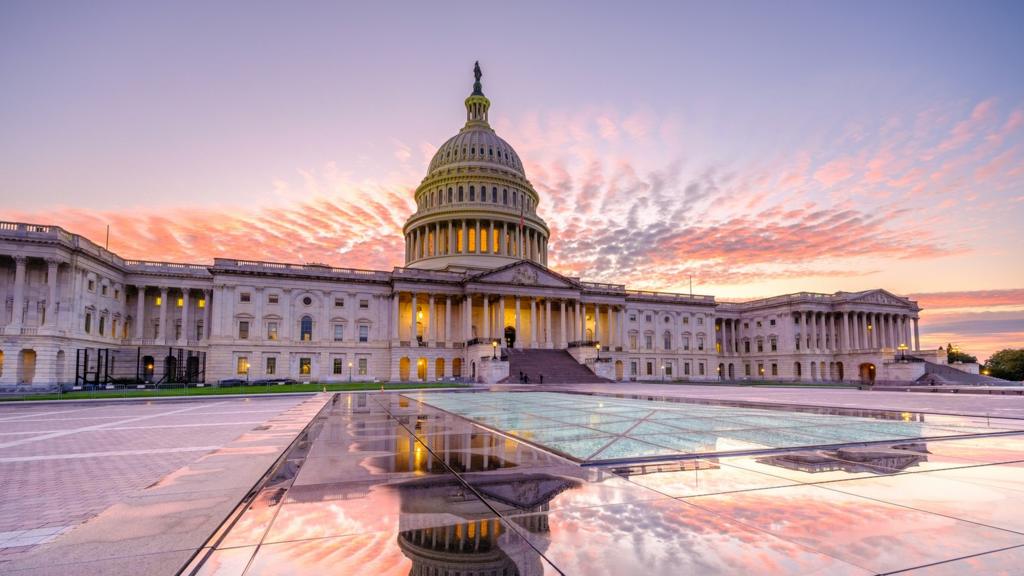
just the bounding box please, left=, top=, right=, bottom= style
left=1, top=1, right=1022, bottom=361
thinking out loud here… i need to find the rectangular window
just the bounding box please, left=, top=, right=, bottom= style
left=98, top=316, right=105, bottom=336
left=334, top=324, right=344, bottom=342
left=101, top=285, right=108, bottom=296
left=238, top=321, right=249, bottom=339
left=683, top=336, right=690, bottom=351
left=683, top=317, right=689, bottom=325
left=267, top=321, right=278, bottom=340
left=299, top=358, right=311, bottom=375
left=359, top=299, right=369, bottom=309
left=745, top=364, right=751, bottom=376
left=771, top=363, right=778, bottom=376
left=87, top=279, right=96, bottom=291
left=645, top=362, right=653, bottom=376
left=335, top=297, right=345, bottom=307
left=629, top=334, right=637, bottom=350
left=174, top=321, right=181, bottom=340
left=629, top=314, right=637, bottom=322
left=114, top=288, right=120, bottom=300
left=333, top=358, right=343, bottom=374
left=358, top=357, right=367, bottom=375
left=770, top=319, right=776, bottom=326
left=84, top=312, right=92, bottom=333
left=698, top=337, right=704, bottom=351
left=630, top=361, right=638, bottom=376
left=756, top=321, right=762, bottom=328
left=757, top=340, right=764, bottom=352
left=684, top=362, right=691, bottom=375
left=665, top=363, right=673, bottom=376
left=265, top=357, right=276, bottom=375
left=645, top=315, right=652, bottom=322
left=770, top=338, right=777, bottom=352
left=240, top=292, right=251, bottom=303
left=196, top=322, right=203, bottom=340
left=269, top=294, right=279, bottom=304
left=644, top=335, right=653, bottom=350
left=699, top=362, right=705, bottom=376
left=758, top=363, right=765, bottom=377
left=697, top=317, right=704, bottom=326
left=744, top=341, right=751, bottom=353
left=237, top=357, right=249, bottom=375
left=359, top=325, right=369, bottom=342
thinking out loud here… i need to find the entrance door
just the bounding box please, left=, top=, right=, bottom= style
left=142, top=356, right=155, bottom=382
left=164, top=356, right=177, bottom=383
left=859, top=363, right=876, bottom=384
left=504, top=326, right=516, bottom=349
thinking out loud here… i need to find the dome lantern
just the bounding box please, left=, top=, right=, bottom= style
left=465, top=61, right=491, bottom=127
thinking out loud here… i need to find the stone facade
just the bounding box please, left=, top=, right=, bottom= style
left=0, top=67, right=925, bottom=387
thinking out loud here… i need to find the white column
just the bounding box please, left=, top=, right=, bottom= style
left=444, top=296, right=452, bottom=345
left=281, top=288, right=291, bottom=341
left=135, top=285, right=146, bottom=339
left=158, top=286, right=169, bottom=344
left=464, top=295, right=473, bottom=341
left=594, top=304, right=602, bottom=346
left=558, top=300, right=566, bottom=347
left=498, top=296, right=506, bottom=341
left=913, top=317, right=920, bottom=351
left=202, top=289, right=211, bottom=340
left=44, top=259, right=59, bottom=328
left=513, top=296, right=521, bottom=348
left=8, top=256, right=27, bottom=332
left=180, top=289, right=191, bottom=344
left=426, top=294, right=435, bottom=345
left=392, top=292, right=400, bottom=341
left=410, top=293, right=417, bottom=342
left=482, top=295, right=489, bottom=340
left=545, top=299, right=552, bottom=349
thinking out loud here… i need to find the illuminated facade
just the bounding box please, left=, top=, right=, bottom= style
left=0, top=66, right=927, bottom=387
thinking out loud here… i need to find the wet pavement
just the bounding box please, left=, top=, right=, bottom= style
left=186, top=390, right=1024, bottom=575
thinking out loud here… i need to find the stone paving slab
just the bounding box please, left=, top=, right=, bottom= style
left=0, top=395, right=325, bottom=573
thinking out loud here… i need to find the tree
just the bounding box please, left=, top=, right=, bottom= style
left=946, top=343, right=977, bottom=364
left=984, top=349, right=1024, bottom=381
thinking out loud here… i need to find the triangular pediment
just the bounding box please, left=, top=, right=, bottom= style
left=841, top=289, right=913, bottom=307
left=467, top=260, right=579, bottom=289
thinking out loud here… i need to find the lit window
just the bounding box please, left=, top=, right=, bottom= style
left=300, top=316, right=313, bottom=341
left=237, top=357, right=249, bottom=375
left=155, top=296, right=162, bottom=306
left=198, top=298, right=206, bottom=309
left=177, top=297, right=184, bottom=307
left=299, top=358, right=311, bottom=375
left=267, top=321, right=278, bottom=340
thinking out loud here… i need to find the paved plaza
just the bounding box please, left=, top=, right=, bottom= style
left=0, top=395, right=322, bottom=572
left=1, top=386, right=1022, bottom=575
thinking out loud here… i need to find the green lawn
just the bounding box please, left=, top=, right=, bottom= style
left=0, top=381, right=469, bottom=402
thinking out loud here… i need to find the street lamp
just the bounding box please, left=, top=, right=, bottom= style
left=492, top=340, right=497, bottom=359
left=660, top=364, right=665, bottom=382
left=898, top=343, right=908, bottom=361
left=348, top=361, right=353, bottom=383
left=595, top=342, right=601, bottom=361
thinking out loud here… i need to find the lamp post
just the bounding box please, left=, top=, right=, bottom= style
left=898, top=343, right=908, bottom=362
left=595, top=342, right=601, bottom=361
left=660, top=364, right=665, bottom=382
left=492, top=340, right=497, bottom=359
left=348, top=360, right=353, bottom=383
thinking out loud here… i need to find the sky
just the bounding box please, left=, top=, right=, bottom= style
left=1, top=0, right=1022, bottom=361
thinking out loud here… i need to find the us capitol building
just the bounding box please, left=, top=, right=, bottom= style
left=0, top=64, right=930, bottom=388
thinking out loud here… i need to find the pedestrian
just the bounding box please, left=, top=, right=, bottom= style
left=539, top=374, right=544, bottom=384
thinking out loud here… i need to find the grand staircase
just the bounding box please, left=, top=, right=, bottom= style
left=504, top=349, right=611, bottom=384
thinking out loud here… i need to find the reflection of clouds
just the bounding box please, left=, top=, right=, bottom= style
left=530, top=499, right=861, bottom=574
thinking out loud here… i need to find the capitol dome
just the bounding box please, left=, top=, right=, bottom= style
left=403, top=62, right=549, bottom=271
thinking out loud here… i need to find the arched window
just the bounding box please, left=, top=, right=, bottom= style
left=503, top=189, right=508, bottom=204
left=300, top=316, right=313, bottom=341
left=458, top=186, right=464, bottom=201
left=469, top=186, right=475, bottom=201
left=448, top=188, right=453, bottom=203
left=491, top=187, right=497, bottom=202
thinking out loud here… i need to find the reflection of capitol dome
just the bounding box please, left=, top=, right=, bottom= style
left=403, top=62, right=549, bottom=271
